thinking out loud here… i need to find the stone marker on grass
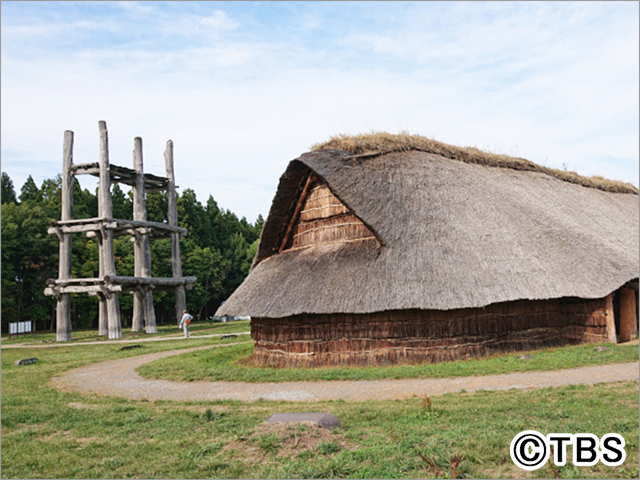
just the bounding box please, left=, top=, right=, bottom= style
left=15, top=358, right=38, bottom=366
left=120, top=345, right=142, bottom=351
left=266, top=412, right=342, bottom=429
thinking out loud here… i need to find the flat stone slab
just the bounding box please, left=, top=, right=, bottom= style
left=120, top=345, right=141, bottom=351
left=266, top=412, right=342, bottom=429
left=15, top=358, right=38, bottom=366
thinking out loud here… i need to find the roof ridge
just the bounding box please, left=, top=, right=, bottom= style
left=311, top=132, right=638, bottom=195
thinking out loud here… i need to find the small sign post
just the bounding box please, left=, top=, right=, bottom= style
left=9, top=321, right=32, bottom=339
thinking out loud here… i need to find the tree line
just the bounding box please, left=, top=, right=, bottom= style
left=1, top=171, right=263, bottom=333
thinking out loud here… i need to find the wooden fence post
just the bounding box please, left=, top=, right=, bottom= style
left=56, top=130, right=74, bottom=342
left=98, top=121, right=122, bottom=339
left=164, top=140, right=186, bottom=323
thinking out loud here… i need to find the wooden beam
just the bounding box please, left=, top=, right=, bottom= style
left=99, top=120, right=122, bottom=340
left=56, top=130, right=74, bottom=342
left=165, top=139, right=187, bottom=322
left=71, top=162, right=168, bottom=189
left=619, top=287, right=638, bottom=342
left=279, top=174, right=315, bottom=253
left=48, top=277, right=102, bottom=285
left=49, top=276, right=196, bottom=287
left=49, top=218, right=187, bottom=236
left=132, top=137, right=145, bottom=332
left=604, top=292, right=617, bottom=344
left=104, top=275, right=197, bottom=286
left=45, top=285, right=123, bottom=295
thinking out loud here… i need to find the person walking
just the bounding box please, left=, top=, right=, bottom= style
left=178, top=310, right=193, bottom=338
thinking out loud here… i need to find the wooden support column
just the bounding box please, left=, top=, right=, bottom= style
left=132, top=137, right=157, bottom=333
left=97, top=230, right=108, bottom=336
left=132, top=138, right=144, bottom=331
left=56, top=130, right=74, bottom=342
left=619, top=287, right=638, bottom=342
left=98, top=121, right=122, bottom=339
left=604, top=292, right=617, bottom=344
left=164, top=140, right=186, bottom=323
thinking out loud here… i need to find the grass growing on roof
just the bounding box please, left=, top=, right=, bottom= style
left=1, top=338, right=638, bottom=479
left=138, top=341, right=639, bottom=383
left=312, top=132, right=638, bottom=194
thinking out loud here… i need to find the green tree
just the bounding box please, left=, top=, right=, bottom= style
left=1, top=172, right=17, bottom=204
left=112, top=184, right=132, bottom=220
left=1, top=201, right=58, bottom=331
left=19, top=175, right=40, bottom=203
left=1, top=173, right=266, bottom=329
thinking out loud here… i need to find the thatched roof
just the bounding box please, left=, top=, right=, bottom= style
left=217, top=143, right=639, bottom=318
left=313, top=132, right=639, bottom=194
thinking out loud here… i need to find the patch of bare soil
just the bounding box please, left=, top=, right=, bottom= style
left=66, top=402, right=103, bottom=410
left=480, top=463, right=529, bottom=479
left=616, top=399, right=640, bottom=408
left=222, top=421, right=355, bottom=462
left=39, top=430, right=103, bottom=446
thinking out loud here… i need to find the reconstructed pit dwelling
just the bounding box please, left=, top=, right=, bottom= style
left=217, top=133, right=639, bottom=367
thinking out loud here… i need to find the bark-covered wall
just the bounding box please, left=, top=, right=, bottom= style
left=251, top=297, right=610, bottom=367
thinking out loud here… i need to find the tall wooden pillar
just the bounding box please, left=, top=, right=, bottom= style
left=98, top=121, right=122, bottom=339
left=97, top=231, right=108, bottom=336
left=164, top=140, right=186, bottom=323
left=132, top=138, right=144, bottom=332
left=56, top=130, right=74, bottom=342
left=131, top=137, right=157, bottom=333
left=619, top=287, right=638, bottom=342
left=604, top=292, right=617, bottom=344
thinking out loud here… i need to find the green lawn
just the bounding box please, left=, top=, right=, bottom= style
left=1, top=320, right=250, bottom=345
left=1, top=339, right=638, bottom=479
left=137, top=341, right=639, bottom=383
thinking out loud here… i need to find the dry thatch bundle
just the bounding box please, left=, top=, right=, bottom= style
left=217, top=136, right=638, bottom=319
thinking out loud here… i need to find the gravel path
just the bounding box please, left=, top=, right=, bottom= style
left=51, top=344, right=639, bottom=402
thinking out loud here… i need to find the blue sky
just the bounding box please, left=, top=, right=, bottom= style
left=2, top=1, right=638, bottom=221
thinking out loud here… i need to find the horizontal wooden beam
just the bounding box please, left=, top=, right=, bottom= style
left=44, top=285, right=122, bottom=295
left=71, top=163, right=168, bottom=189
left=48, top=276, right=196, bottom=287
left=45, top=275, right=196, bottom=294
left=47, top=277, right=101, bottom=286
left=103, top=275, right=197, bottom=286
left=48, top=218, right=187, bottom=236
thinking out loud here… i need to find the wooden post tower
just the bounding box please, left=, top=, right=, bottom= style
left=45, top=121, right=196, bottom=341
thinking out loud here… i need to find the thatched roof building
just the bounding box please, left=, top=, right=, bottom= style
left=218, top=133, right=639, bottom=366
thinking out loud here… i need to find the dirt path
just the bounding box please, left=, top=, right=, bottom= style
left=1, top=332, right=250, bottom=349
left=51, top=344, right=639, bottom=402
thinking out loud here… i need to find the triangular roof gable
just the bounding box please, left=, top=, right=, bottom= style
left=279, top=175, right=377, bottom=252
left=253, top=153, right=381, bottom=269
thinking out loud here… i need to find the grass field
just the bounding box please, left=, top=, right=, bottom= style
left=138, top=341, right=639, bottom=383
left=1, top=320, right=250, bottom=345
left=1, top=337, right=638, bottom=479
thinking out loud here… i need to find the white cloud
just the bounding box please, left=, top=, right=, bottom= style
left=1, top=2, right=637, bottom=221
left=201, top=10, right=239, bottom=30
